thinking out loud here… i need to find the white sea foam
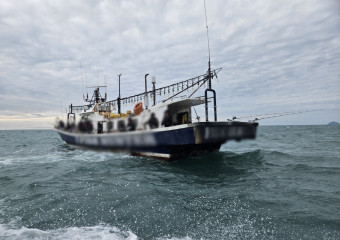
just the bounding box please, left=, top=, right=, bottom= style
left=0, top=223, right=138, bottom=240
left=0, top=223, right=194, bottom=240
left=0, top=158, right=13, bottom=166
left=157, top=237, right=193, bottom=240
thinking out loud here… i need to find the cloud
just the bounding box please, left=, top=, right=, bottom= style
left=0, top=0, right=339, bottom=129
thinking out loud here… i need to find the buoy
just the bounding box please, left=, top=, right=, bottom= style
left=133, top=102, right=144, bottom=115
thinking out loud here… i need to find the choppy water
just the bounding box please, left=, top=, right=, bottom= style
left=0, top=125, right=339, bottom=239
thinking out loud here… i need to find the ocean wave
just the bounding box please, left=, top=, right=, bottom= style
left=0, top=222, right=196, bottom=240
left=209, top=149, right=263, bottom=160
left=0, top=157, right=16, bottom=166
left=0, top=176, right=12, bottom=183
left=283, top=163, right=340, bottom=173
left=264, top=150, right=293, bottom=158
left=0, top=222, right=137, bottom=240
left=156, top=237, right=193, bottom=240
left=219, top=149, right=265, bottom=167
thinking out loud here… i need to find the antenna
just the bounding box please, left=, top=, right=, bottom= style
left=204, top=0, right=211, bottom=63
left=85, top=68, right=88, bottom=96
left=118, top=74, right=122, bottom=114
left=104, top=70, right=107, bottom=95
left=59, top=97, right=63, bottom=114
left=80, top=62, right=84, bottom=95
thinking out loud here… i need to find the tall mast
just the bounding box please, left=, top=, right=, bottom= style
left=203, top=0, right=217, bottom=122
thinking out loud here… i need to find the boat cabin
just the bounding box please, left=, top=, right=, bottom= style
left=73, top=98, right=205, bottom=134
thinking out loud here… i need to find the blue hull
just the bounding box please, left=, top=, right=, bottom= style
left=57, top=122, right=258, bottom=160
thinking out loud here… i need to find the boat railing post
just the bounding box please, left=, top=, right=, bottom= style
left=205, top=89, right=209, bottom=121
left=68, top=104, right=72, bottom=121
left=117, top=96, right=121, bottom=114
left=67, top=104, right=76, bottom=124
left=205, top=59, right=217, bottom=122
left=214, top=92, right=217, bottom=121
left=211, top=89, right=217, bottom=121
left=204, top=89, right=217, bottom=122
left=152, top=76, right=156, bottom=106
left=145, top=74, right=149, bottom=109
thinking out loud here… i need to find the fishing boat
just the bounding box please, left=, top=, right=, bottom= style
left=55, top=3, right=258, bottom=160
left=55, top=65, right=258, bottom=160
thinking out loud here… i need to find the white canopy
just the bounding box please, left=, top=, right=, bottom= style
left=155, top=98, right=205, bottom=112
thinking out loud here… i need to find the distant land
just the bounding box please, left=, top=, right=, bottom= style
left=328, top=121, right=339, bottom=125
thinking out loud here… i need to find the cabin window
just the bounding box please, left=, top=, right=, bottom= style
left=176, top=112, right=189, bottom=125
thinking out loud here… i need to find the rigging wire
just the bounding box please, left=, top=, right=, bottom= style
left=188, top=78, right=208, bottom=98
left=233, top=111, right=301, bottom=120
left=228, top=109, right=324, bottom=122
left=192, top=104, right=200, bottom=122
left=71, top=69, right=222, bottom=111
left=80, top=62, right=84, bottom=96
left=85, top=69, right=88, bottom=96
left=254, top=109, right=323, bottom=121
left=59, top=97, right=63, bottom=114
left=204, top=0, right=211, bottom=61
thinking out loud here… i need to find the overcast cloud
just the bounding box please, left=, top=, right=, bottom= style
left=0, top=0, right=339, bottom=129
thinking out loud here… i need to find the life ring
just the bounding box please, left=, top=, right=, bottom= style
left=133, top=102, right=144, bottom=115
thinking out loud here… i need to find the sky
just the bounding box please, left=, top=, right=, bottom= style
left=0, top=0, right=339, bottom=129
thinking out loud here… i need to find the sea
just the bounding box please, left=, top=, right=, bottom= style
left=0, top=125, right=339, bottom=239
